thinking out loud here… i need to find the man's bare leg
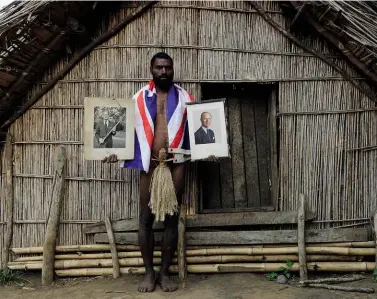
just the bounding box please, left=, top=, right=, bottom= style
left=159, top=163, right=185, bottom=292
left=138, top=171, right=156, bottom=292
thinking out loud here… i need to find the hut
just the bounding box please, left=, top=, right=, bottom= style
left=1, top=1, right=377, bottom=275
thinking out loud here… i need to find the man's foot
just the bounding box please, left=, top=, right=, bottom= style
left=159, top=274, right=178, bottom=292
left=138, top=271, right=156, bottom=292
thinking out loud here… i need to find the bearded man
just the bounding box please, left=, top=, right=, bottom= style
left=103, top=52, right=193, bottom=292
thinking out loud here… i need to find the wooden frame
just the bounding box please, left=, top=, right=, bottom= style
left=268, top=87, right=279, bottom=210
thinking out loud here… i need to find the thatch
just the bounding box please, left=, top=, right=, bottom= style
left=0, top=1, right=123, bottom=129
left=281, top=1, right=377, bottom=95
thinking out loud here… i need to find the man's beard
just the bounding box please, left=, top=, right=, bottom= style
left=154, top=76, right=173, bottom=92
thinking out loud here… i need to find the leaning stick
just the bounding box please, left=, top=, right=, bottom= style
left=300, top=275, right=366, bottom=284
left=178, top=204, right=187, bottom=284
left=42, top=146, right=67, bottom=286
left=298, top=194, right=308, bottom=280
left=105, top=217, right=120, bottom=278
left=2, top=134, right=13, bottom=268
left=302, top=283, right=374, bottom=294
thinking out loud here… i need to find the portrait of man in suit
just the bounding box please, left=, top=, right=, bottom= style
left=94, top=110, right=117, bottom=148
left=194, top=111, right=216, bottom=145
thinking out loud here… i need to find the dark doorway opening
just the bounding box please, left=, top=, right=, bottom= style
left=198, top=83, right=279, bottom=213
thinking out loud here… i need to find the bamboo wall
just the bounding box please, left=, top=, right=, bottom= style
left=1, top=1, right=376, bottom=253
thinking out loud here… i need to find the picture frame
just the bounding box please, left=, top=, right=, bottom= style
left=186, top=99, right=229, bottom=161
left=84, top=97, right=135, bottom=160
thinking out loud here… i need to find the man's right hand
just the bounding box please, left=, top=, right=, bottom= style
left=102, top=154, right=118, bottom=163
left=99, top=138, right=104, bottom=144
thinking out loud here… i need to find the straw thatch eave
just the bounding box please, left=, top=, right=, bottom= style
left=0, top=1, right=124, bottom=130
left=280, top=1, right=377, bottom=100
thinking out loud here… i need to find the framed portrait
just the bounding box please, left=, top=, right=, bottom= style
left=187, top=100, right=229, bottom=161
left=84, top=97, right=135, bottom=160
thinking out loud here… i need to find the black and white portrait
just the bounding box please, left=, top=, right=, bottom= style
left=93, top=106, right=126, bottom=149
left=187, top=100, right=229, bottom=161
left=84, top=97, right=135, bottom=160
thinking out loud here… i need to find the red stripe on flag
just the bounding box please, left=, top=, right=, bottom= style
left=137, top=91, right=153, bottom=148
left=170, top=110, right=187, bottom=148
left=188, top=92, right=194, bottom=102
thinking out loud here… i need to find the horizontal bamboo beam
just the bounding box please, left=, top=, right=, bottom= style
left=11, top=173, right=130, bottom=183
left=7, top=254, right=362, bottom=270
left=12, top=141, right=83, bottom=145
left=83, top=211, right=316, bottom=234
left=145, top=4, right=283, bottom=14
left=0, top=220, right=100, bottom=225
left=346, top=145, right=377, bottom=152
left=13, top=253, right=360, bottom=263
left=93, top=43, right=340, bottom=59
left=278, top=108, right=377, bottom=116
left=30, top=105, right=84, bottom=109
left=12, top=245, right=141, bottom=254
left=313, top=218, right=370, bottom=224
left=37, top=77, right=365, bottom=84
left=54, top=262, right=377, bottom=276
left=95, top=227, right=370, bottom=245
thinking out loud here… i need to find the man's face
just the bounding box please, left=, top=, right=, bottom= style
left=201, top=112, right=212, bottom=128
left=103, top=112, right=109, bottom=120
left=150, top=58, right=174, bottom=91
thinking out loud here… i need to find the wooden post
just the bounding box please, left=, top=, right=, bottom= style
left=298, top=193, right=308, bottom=281
left=178, top=204, right=187, bottom=286
left=2, top=133, right=13, bottom=268
left=374, top=210, right=377, bottom=271
left=105, top=216, right=120, bottom=278
left=42, top=146, right=67, bottom=285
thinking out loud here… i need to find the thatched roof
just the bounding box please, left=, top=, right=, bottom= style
left=0, top=1, right=377, bottom=131
left=0, top=0, right=122, bottom=131
left=281, top=1, right=377, bottom=90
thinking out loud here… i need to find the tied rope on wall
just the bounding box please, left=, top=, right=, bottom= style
left=149, top=148, right=178, bottom=222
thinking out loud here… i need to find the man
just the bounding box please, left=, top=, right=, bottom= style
left=103, top=52, right=193, bottom=293
left=194, top=112, right=215, bottom=144
left=95, top=111, right=116, bottom=148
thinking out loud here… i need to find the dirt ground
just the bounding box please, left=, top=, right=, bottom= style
left=1, top=272, right=376, bottom=299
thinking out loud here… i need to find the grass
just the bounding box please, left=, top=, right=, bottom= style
left=0, top=268, right=24, bottom=284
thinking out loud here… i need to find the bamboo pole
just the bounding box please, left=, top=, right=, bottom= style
left=2, top=133, right=13, bottom=268
left=298, top=193, right=308, bottom=280
left=178, top=204, right=187, bottom=284
left=13, top=254, right=360, bottom=263
left=11, top=241, right=377, bottom=255
left=12, top=244, right=140, bottom=254
left=12, top=246, right=377, bottom=256
left=54, top=262, right=377, bottom=277
left=42, top=146, right=67, bottom=285
left=105, top=216, right=120, bottom=278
